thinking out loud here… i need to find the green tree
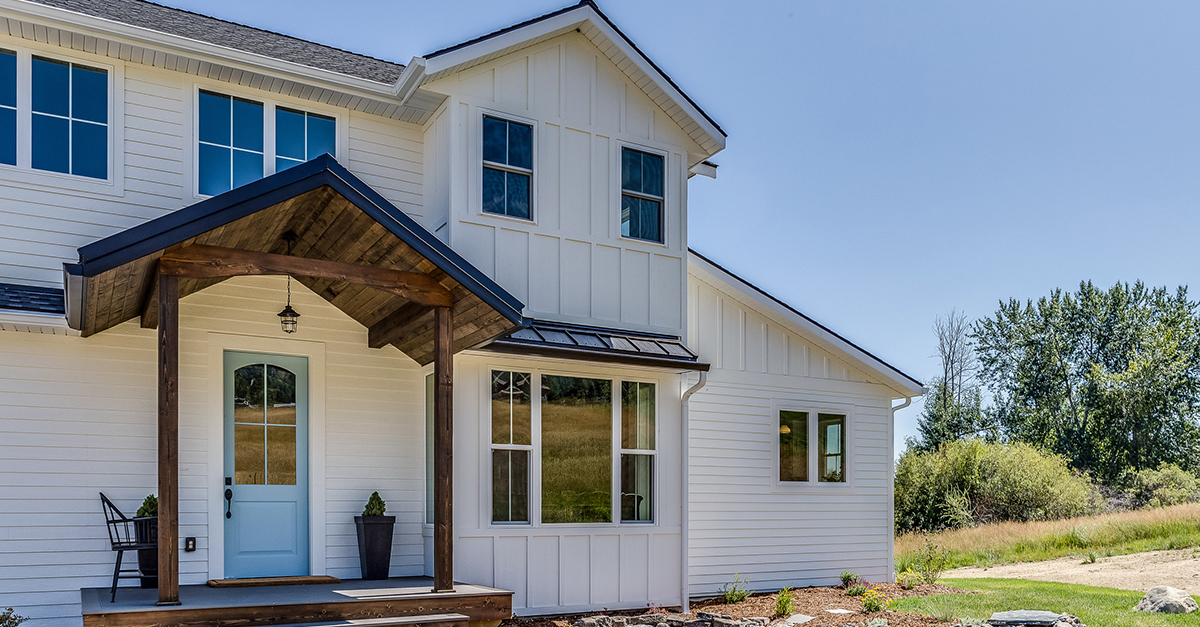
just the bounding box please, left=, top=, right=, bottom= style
left=972, top=281, right=1200, bottom=483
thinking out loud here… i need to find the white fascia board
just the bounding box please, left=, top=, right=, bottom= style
left=688, top=252, right=926, bottom=398
left=688, top=162, right=717, bottom=179
left=3, top=0, right=402, bottom=100
left=417, top=4, right=726, bottom=153
left=0, top=309, right=78, bottom=335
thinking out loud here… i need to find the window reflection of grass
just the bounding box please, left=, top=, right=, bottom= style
left=542, top=376, right=611, bottom=524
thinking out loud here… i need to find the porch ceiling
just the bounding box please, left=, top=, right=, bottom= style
left=65, top=155, right=525, bottom=365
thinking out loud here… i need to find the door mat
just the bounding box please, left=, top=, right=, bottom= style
left=207, top=575, right=341, bottom=588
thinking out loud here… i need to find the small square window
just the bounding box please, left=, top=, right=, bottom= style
left=621, top=148, right=664, bottom=243
left=482, top=115, right=532, bottom=219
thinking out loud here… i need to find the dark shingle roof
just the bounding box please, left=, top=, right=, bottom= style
left=24, top=0, right=405, bottom=83
left=0, top=283, right=65, bottom=315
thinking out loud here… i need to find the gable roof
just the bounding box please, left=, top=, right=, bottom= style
left=23, top=0, right=404, bottom=83
left=688, top=250, right=925, bottom=398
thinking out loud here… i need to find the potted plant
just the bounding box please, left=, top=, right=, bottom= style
left=134, top=495, right=158, bottom=589
left=354, top=491, right=395, bottom=580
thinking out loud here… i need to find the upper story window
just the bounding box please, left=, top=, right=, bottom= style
left=621, top=147, right=664, bottom=243
left=197, top=89, right=338, bottom=197
left=0, top=50, right=15, bottom=166
left=482, top=115, right=532, bottom=219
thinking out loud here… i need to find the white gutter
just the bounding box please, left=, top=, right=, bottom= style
left=887, top=396, right=912, bottom=581
left=680, top=370, right=708, bottom=614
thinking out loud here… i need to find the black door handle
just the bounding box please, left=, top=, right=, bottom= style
left=225, top=487, right=233, bottom=519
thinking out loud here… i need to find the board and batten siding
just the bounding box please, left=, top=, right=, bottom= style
left=424, top=32, right=696, bottom=336
left=0, top=276, right=426, bottom=627
left=438, top=355, right=685, bottom=615
left=685, top=269, right=897, bottom=595
left=0, top=34, right=425, bottom=290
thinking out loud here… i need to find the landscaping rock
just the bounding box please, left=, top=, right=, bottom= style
left=1133, top=586, right=1199, bottom=613
left=782, top=615, right=813, bottom=625
left=664, top=616, right=689, bottom=627
left=697, top=613, right=732, bottom=621
left=988, top=610, right=1073, bottom=626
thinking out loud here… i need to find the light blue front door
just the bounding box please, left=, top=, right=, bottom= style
left=223, top=351, right=309, bottom=578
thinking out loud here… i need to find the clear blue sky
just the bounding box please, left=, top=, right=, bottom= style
left=165, top=0, right=1200, bottom=453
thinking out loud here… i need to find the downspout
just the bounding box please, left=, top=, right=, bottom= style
left=887, top=396, right=912, bottom=582
left=680, top=370, right=708, bottom=614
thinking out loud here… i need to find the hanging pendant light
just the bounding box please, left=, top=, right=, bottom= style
left=278, top=232, right=300, bottom=333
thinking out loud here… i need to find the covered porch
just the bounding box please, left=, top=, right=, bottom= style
left=64, top=156, right=525, bottom=616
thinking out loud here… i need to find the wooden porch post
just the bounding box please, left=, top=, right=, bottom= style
left=433, top=305, right=454, bottom=593
left=157, top=274, right=181, bottom=606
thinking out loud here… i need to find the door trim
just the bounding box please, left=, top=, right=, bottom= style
left=207, top=332, right=327, bottom=580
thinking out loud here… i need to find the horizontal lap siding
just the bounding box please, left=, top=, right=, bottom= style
left=0, top=276, right=423, bottom=627
left=686, top=273, right=896, bottom=596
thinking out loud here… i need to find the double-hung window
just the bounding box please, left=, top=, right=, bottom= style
left=276, top=107, right=335, bottom=172
left=482, top=115, right=532, bottom=219
left=621, top=147, right=664, bottom=243
left=620, top=381, right=655, bottom=522
left=0, top=50, right=15, bottom=166
left=491, top=370, right=532, bottom=523
left=31, top=56, right=108, bottom=179
left=779, top=408, right=847, bottom=484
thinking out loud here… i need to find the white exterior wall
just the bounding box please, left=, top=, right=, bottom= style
left=0, top=276, right=426, bottom=627
left=440, top=354, right=685, bottom=615
left=0, top=33, right=424, bottom=289
left=424, top=32, right=697, bottom=336
left=685, top=268, right=897, bottom=595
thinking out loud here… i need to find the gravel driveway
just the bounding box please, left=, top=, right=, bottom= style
left=946, top=547, right=1200, bottom=594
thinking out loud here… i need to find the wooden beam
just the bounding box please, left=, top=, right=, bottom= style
left=157, top=274, right=181, bottom=606
left=432, top=305, right=454, bottom=593
left=158, top=244, right=453, bottom=308
left=140, top=263, right=160, bottom=329
left=367, top=302, right=431, bottom=349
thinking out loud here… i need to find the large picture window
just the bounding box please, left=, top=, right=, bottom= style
left=31, top=56, right=108, bottom=179
left=621, top=147, right=664, bottom=243
left=779, top=408, right=847, bottom=484
left=542, top=375, right=612, bottom=524
left=482, top=115, right=532, bottom=219
left=491, top=370, right=531, bottom=523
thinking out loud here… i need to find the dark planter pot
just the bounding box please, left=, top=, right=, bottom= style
left=134, top=517, right=158, bottom=589
left=354, top=515, right=395, bottom=580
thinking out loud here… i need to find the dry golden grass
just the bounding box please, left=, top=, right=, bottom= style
left=896, top=503, right=1200, bottom=570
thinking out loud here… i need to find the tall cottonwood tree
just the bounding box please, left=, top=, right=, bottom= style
left=914, top=310, right=992, bottom=450
left=972, top=281, right=1200, bottom=483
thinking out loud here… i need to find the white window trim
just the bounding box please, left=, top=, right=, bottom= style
left=617, top=141, right=669, bottom=247
left=771, top=399, right=855, bottom=491
left=482, top=363, right=661, bottom=530
left=0, top=39, right=124, bottom=196
left=190, top=82, right=349, bottom=200
left=477, top=108, right=537, bottom=224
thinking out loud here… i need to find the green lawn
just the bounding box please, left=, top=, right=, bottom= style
left=891, top=579, right=1199, bottom=627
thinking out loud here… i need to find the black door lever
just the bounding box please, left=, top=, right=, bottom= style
left=225, top=487, right=233, bottom=519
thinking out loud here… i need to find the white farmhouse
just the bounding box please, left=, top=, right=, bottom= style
left=0, top=2, right=924, bottom=627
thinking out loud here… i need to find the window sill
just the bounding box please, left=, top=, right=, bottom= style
left=480, top=210, right=537, bottom=226
left=620, top=234, right=669, bottom=249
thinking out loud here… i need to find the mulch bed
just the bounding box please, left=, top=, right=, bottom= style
left=501, top=582, right=968, bottom=627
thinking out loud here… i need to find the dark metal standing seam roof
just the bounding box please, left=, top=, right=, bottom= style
left=0, top=283, right=65, bottom=315
left=24, top=0, right=405, bottom=83
left=483, top=319, right=708, bottom=372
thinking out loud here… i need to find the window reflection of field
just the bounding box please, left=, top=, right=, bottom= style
left=542, top=376, right=612, bottom=524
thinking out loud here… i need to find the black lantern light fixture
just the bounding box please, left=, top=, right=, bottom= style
left=278, top=232, right=300, bottom=334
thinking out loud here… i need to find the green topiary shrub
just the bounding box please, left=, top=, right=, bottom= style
left=136, top=494, right=158, bottom=517
left=1133, top=463, right=1200, bottom=508
left=1, top=608, right=27, bottom=627
left=894, top=440, right=1101, bottom=533
left=363, top=491, right=387, bottom=517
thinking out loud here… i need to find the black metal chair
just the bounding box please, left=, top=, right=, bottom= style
left=99, top=493, right=157, bottom=603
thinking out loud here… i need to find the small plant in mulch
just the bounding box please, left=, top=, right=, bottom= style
left=1, top=608, right=28, bottom=627
left=860, top=587, right=893, bottom=612
left=914, top=535, right=950, bottom=583
left=896, top=568, right=922, bottom=590
left=720, top=574, right=751, bottom=604
left=839, top=570, right=861, bottom=587
left=845, top=582, right=868, bottom=597
left=773, top=587, right=793, bottom=616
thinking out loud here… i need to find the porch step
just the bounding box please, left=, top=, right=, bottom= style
left=281, top=613, right=470, bottom=627
left=207, top=576, right=342, bottom=588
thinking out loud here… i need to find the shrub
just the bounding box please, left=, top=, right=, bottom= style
left=720, top=574, right=750, bottom=604
left=913, top=536, right=950, bottom=584
left=845, top=582, right=867, bottom=596
left=136, top=494, right=157, bottom=517
left=1, top=608, right=27, bottom=627
left=1133, top=463, right=1200, bottom=508
left=363, top=491, right=387, bottom=516
left=894, top=440, right=1101, bottom=533
left=896, top=569, right=922, bottom=590
left=773, top=587, right=793, bottom=616
left=839, top=570, right=860, bottom=587
left=860, top=588, right=892, bottom=612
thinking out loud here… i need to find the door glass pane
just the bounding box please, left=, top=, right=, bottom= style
left=234, top=424, right=265, bottom=485
left=267, top=425, right=297, bottom=485
left=266, top=365, right=296, bottom=425
left=818, top=413, right=845, bottom=483
left=780, top=410, right=809, bottom=482
left=233, top=364, right=265, bottom=424
left=620, top=453, right=653, bottom=522
left=542, top=375, right=612, bottom=524
left=621, top=381, right=655, bottom=450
